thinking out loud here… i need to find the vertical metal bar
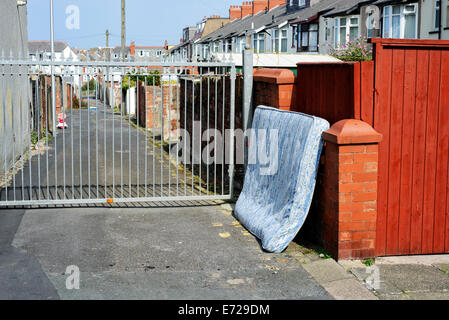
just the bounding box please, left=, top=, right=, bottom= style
left=207, top=68, right=210, bottom=195
left=199, top=69, right=202, bottom=196
left=10, top=64, right=16, bottom=202
left=160, top=72, right=163, bottom=197
left=70, top=78, right=74, bottom=199
left=19, top=65, right=25, bottom=201
left=229, top=65, right=236, bottom=199
left=79, top=69, right=83, bottom=200
left=152, top=76, right=155, bottom=197
left=45, top=77, right=49, bottom=200
left=183, top=77, right=187, bottom=196
left=87, top=74, right=91, bottom=199
left=176, top=72, right=180, bottom=196
left=214, top=67, right=218, bottom=195
left=191, top=72, right=195, bottom=196
left=242, top=48, right=253, bottom=168
left=120, top=73, right=124, bottom=198
left=104, top=71, right=108, bottom=199
left=62, top=76, right=67, bottom=200
left=136, top=75, right=140, bottom=198
left=50, top=0, right=57, bottom=135
left=128, top=75, right=131, bottom=197
left=111, top=68, right=115, bottom=199
left=2, top=63, right=8, bottom=202
left=144, top=76, right=148, bottom=198
left=28, top=68, right=33, bottom=201
left=222, top=67, right=225, bottom=195
left=96, top=73, right=99, bottom=198
left=168, top=74, right=171, bottom=196
left=36, top=77, right=40, bottom=201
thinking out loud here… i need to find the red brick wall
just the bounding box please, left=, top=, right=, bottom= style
left=137, top=82, right=178, bottom=141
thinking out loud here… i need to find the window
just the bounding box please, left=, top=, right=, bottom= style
left=292, top=26, right=298, bottom=48
left=273, top=29, right=279, bottom=52
left=447, top=5, right=449, bottom=27
left=297, top=23, right=318, bottom=52
left=226, top=39, right=232, bottom=53
left=383, top=4, right=417, bottom=39
left=235, top=37, right=245, bottom=53
left=253, top=33, right=265, bottom=53
left=435, top=0, right=441, bottom=30
left=290, top=0, right=305, bottom=6
left=334, top=16, right=359, bottom=46
left=281, top=29, right=288, bottom=52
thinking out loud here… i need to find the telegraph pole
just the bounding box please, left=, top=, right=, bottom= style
left=106, top=29, right=109, bottom=48
left=121, top=0, right=126, bottom=61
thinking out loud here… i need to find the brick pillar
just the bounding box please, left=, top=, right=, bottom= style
left=253, top=68, right=297, bottom=111
left=321, top=119, right=382, bottom=260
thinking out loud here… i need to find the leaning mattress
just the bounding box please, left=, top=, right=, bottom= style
left=234, top=106, right=330, bottom=253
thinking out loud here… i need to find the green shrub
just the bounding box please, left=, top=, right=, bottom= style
left=330, top=37, right=373, bottom=62
left=122, top=70, right=161, bottom=91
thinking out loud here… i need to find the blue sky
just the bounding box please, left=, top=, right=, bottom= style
left=28, top=0, right=237, bottom=49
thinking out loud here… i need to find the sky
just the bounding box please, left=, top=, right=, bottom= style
left=27, top=0, right=238, bottom=49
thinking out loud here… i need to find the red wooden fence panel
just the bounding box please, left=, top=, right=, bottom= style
left=296, top=61, right=374, bottom=126
left=372, top=38, right=449, bottom=256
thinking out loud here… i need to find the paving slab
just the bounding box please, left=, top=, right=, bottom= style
left=302, top=259, right=353, bottom=284
left=377, top=264, right=449, bottom=293
left=322, top=278, right=378, bottom=300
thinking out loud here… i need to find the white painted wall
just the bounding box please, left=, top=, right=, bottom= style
left=420, top=0, right=449, bottom=39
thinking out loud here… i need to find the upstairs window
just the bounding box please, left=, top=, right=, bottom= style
left=383, top=4, right=417, bottom=39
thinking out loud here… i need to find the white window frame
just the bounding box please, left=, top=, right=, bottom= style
left=253, top=33, right=266, bottom=53
left=382, top=3, right=418, bottom=39
left=235, top=37, right=245, bottom=53
left=334, top=15, right=360, bottom=47
left=434, top=0, right=441, bottom=30
left=272, top=27, right=288, bottom=53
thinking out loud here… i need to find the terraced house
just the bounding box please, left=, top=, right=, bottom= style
left=169, top=0, right=448, bottom=62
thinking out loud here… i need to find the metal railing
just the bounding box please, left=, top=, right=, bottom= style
left=0, top=57, right=236, bottom=207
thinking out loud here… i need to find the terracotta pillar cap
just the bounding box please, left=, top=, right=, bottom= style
left=322, top=119, right=382, bottom=145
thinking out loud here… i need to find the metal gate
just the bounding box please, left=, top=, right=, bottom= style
left=0, top=57, right=236, bottom=207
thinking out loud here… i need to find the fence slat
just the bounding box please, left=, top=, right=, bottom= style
left=374, top=43, right=393, bottom=257
left=421, top=50, right=441, bottom=254
left=435, top=50, right=449, bottom=253
left=398, top=48, right=417, bottom=255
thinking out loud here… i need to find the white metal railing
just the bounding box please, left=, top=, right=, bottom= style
left=0, top=58, right=236, bottom=207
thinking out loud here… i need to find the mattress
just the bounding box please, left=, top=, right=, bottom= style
left=234, top=106, right=330, bottom=253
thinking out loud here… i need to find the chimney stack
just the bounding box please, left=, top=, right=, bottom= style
left=253, top=0, right=269, bottom=15
left=130, top=41, right=135, bottom=56
left=230, top=5, right=242, bottom=21
left=241, top=1, right=253, bottom=18
left=268, top=0, right=284, bottom=10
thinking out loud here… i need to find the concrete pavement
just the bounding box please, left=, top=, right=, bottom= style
left=340, top=255, right=449, bottom=300
left=4, top=204, right=333, bottom=300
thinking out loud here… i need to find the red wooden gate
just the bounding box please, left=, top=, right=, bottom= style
left=372, top=39, right=449, bottom=256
